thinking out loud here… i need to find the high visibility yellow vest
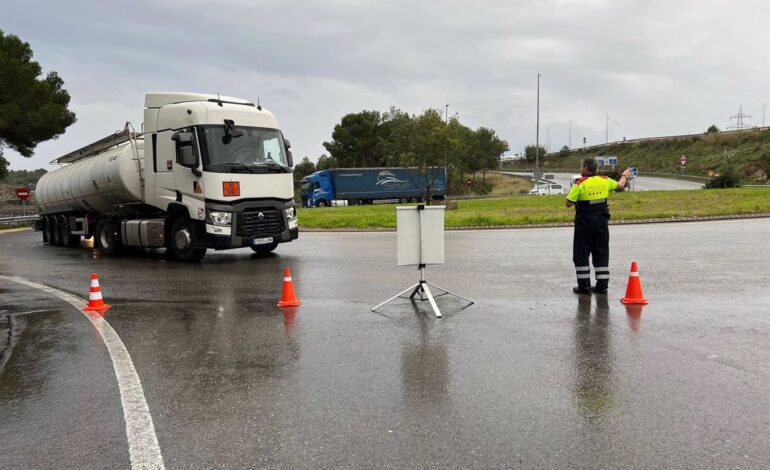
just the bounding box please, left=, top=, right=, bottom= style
left=567, top=175, right=618, bottom=203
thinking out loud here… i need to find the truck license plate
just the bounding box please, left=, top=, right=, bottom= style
left=252, top=237, right=274, bottom=245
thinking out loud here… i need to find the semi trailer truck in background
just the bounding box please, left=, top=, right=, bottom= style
left=35, top=92, right=298, bottom=261
left=300, top=167, right=447, bottom=207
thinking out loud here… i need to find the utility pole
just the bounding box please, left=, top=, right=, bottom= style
left=444, top=104, right=449, bottom=171
left=605, top=113, right=610, bottom=144
left=535, top=73, right=540, bottom=179
left=568, top=120, right=572, bottom=149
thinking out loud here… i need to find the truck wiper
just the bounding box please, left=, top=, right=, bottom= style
left=256, top=161, right=288, bottom=173
left=230, top=162, right=255, bottom=173
left=209, top=162, right=255, bottom=173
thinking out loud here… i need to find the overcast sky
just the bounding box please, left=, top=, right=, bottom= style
left=2, top=0, right=769, bottom=171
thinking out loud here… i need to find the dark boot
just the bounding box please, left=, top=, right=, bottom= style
left=573, top=287, right=592, bottom=295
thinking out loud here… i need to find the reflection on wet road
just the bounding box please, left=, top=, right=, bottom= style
left=573, top=295, right=614, bottom=419
left=2, top=219, right=770, bottom=468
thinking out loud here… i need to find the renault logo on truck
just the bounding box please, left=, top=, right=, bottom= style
left=258, top=211, right=265, bottom=221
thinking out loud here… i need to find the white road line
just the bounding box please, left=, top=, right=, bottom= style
left=0, top=275, right=165, bottom=470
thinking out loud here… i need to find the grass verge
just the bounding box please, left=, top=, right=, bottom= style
left=298, top=188, right=770, bottom=229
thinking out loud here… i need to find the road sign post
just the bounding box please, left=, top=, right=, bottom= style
left=680, top=155, right=687, bottom=175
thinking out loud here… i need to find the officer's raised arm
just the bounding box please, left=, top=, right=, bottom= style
left=616, top=168, right=632, bottom=191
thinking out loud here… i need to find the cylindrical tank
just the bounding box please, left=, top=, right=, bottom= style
left=37, top=139, right=144, bottom=214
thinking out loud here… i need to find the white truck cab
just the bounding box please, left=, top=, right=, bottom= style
left=36, top=92, right=299, bottom=261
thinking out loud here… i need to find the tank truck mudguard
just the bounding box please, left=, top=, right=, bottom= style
left=204, top=199, right=298, bottom=250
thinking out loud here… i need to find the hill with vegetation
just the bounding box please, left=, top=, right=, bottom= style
left=506, top=128, right=770, bottom=183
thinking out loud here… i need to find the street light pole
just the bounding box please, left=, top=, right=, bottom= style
left=445, top=104, right=449, bottom=124
left=605, top=113, right=610, bottom=144
left=535, top=73, right=540, bottom=178
left=569, top=120, right=572, bottom=149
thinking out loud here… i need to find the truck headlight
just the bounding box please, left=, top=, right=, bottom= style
left=285, top=207, right=297, bottom=219
left=206, top=210, right=232, bottom=226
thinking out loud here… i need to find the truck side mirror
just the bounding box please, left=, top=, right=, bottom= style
left=286, top=149, right=293, bottom=167
left=178, top=146, right=196, bottom=166
left=172, top=131, right=200, bottom=175
left=284, top=138, right=291, bottom=149
left=171, top=130, right=193, bottom=144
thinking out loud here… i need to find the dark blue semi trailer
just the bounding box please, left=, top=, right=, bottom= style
left=300, top=168, right=447, bottom=207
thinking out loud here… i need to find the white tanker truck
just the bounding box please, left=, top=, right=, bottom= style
left=36, top=92, right=299, bottom=261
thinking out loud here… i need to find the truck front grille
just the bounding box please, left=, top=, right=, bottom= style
left=237, top=209, right=284, bottom=238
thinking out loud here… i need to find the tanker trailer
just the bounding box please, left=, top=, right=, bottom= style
left=37, top=92, right=299, bottom=261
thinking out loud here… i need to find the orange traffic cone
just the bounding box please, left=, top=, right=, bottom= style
left=620, top=261, right=649, bottom=305
left=83, top=272, right=112, bottom=313
left=277, top=267, right=301, bottom=308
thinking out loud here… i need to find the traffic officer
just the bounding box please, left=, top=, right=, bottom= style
left=565, top=158, right=631, bottom=295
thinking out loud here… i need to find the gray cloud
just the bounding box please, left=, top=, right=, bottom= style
left=2, top=0, right=769, bottom=170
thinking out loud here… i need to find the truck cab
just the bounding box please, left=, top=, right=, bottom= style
left=300, top=170, right=334, bottom=207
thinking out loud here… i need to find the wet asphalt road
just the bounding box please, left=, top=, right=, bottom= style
left=1, top=219, right=769, bottom=469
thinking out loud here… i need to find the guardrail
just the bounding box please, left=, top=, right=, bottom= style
left=0, top=212, right=38, bottom=228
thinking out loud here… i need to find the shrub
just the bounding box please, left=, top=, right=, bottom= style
left=705, top=152, right=742, bottom=188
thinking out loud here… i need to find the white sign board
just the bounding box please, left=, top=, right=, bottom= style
left=397, top=206, right=445, bottom=266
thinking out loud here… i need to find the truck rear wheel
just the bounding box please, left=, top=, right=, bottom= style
left=49, top=216, right=62, bottom=246
left=168, top=218, right=207, bottom=262
left=59, top=215, right=81, bottom=247
left=317, top=200, right=328, bottom=208
left=43, top=216, right=54, bottom=244
left=95, top=217, right=121, bottom=255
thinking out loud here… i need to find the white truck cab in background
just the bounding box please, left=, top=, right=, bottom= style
left=529, top=183, right=565, bottom=195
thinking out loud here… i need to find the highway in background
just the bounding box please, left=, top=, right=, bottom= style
left=503, top=171, right=705, bottom=193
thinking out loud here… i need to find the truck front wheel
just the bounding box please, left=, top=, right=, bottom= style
left=317, top=200, right=328, bottom=208
left=168, top=218, right=207, bottom=262
left=95, top=217, right=122, bottom=255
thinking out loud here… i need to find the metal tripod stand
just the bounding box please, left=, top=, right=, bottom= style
left=372, top=264, right=474, bottom=318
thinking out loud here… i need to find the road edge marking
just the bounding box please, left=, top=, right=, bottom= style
left=0, top=275, right=165, bottom=470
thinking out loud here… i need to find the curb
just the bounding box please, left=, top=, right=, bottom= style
left=299, top=213, right=770, bottom=232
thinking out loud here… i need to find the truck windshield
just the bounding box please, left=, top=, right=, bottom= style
left=300, top=178, right=310, bottom=193
left=198, top=125, right=289, bottom=173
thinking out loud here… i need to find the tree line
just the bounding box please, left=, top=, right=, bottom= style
left=294, top=108, right=509, bottom=186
